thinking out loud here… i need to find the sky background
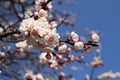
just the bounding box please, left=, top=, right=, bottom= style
left=54, top=0, right=120, bottom=80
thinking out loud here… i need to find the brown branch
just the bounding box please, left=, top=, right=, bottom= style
left=10, top=0, right=21, bottom=20
left=57, top=14, right=69, bottom=28
left=0, top=29, right=20, bottom=38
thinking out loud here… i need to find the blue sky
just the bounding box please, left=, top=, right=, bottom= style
left=54, top=0, right=120, bottom=79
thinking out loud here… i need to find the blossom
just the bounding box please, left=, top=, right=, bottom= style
left=19, top=14, right=60, bottom=50
left=85, top=74, right=90, bottom=80
left=48, top=60, right=58, bottom=69
left=44, top=31, right=60, bottom=48
left=58, top=44, right=67, bottom=53
left=91, top=33, right=100, bottom=42
left=91, top=56, right=103, bottom=67
left=59, top=72, right=66, bottom=79
left=19, top=18, right=34, bottom=36
left=47, top=2, right=53, bottom=9
left=24, top=70, right=35, bottom=80
left=55, top=54, right=62, bottom=59
left=50, top=21, right=58, bottom=28
left=85, top=45, right=93, bottom=54
left=70, top=31, right=79, bottom=42
left=0, top=51, right=5, bottom=57
left=44, top=47, right=53, bottom=53
left=35, top=73, right=44, bottom=80
left=0, top=70, right=2, bottom=74
left=38, top=9, right=48, bottom=17
left=35, top=0, right=40, bottom=4
left=98, top=71, right=120, bottom=79
left=16, top=40, right=28, bottom=48
left=0, top=27, right=3, bottom=34
left=35, top=0, right=53, bottom=10
left=24, top=70, right=44, bottom=80
left=24, top=9, right=33, bottom=18
left=74, top=41, right=84, bottom=50
left=39, top=52, right=54, bottom=64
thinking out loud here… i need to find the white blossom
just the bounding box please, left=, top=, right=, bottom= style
left=0, top=51, right=5, bottom=57
left=38, top=9, right=48, bottom=17
left=91, top=56, right=103, bottom=67
left=16, top=40, right=27, bottom=48
left=60, top=72, right=66, bottom=77
left=19, top=14, right=59, bottom=50
left=24, top=70, right=35, bottom=80
left=58, top=44, right=67, bottom=53
left=24, top=9, right=33, bottom=18
left=44, top=47, right=53, bottom=53
left=85, top=74, right=90, bottom=80
left=35, top=0, right=42, bottom=5
left=24, top=70, right=45, bottom=80
left=0, top=27, right=3, bottom=34
left=98, top=71, right=120, bottom=79
left=91, top=33, right=100, bottom=42
left=35, top=73, right=44, bottom=80
left=35, top=0, right=53, bottom=10
left=39, top=52, right=54, bottom=64
left=47, top=2, right=53, bottom=9
left=74, top=41, right=84, bottom=50
left=49, top=60, right=58, bottom=69
left=19, top=18, right=35, bottom=36
left=50, top=21, right=58, bottom=28
left=0, top=70, right=2, bottom=74
left=71, top=31, right=79, bottom=42
left=85, top=46, right=93, bottom=53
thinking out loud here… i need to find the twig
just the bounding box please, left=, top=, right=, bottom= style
left=90, top=67, right=95, bottom=80
left=57, top=14, right=69, bottom=28
left=0, top=29, right=20, bottom=38
left=10, top=0, right=21, bottom=20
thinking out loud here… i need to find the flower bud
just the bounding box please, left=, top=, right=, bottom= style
left=74, top=42, right=84, bottom=50
left=71, top=31, right=79, bottom=42
left=91, top=33, right=100, bottom=42
left=58, top=44, right=67, bottom=53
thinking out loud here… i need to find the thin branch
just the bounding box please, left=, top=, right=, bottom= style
left=0, top=63, right=21, bottom=79
left=10, top=0, right=21, bottom=20
left=57, top=14, right=69, bottom=28
left=0, top=29, right=20, bottom=38
left=90, top=67, right=95, bottom=80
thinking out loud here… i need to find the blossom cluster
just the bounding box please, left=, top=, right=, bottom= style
left=17, top=0, right=101, bottom=69
left=1, top=0, right=120, bottom=80
left=18, top=0, right=60, bottom=52
left=16, top=0, right=102, bottom=79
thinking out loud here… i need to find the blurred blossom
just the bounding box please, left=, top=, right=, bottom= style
left=98, top=71, right=120, bottom=79
left=85, top=74, right=90, bottom=80
left=91, top=56, right=103, bottom=67
left=24, top=70, right=44, bottom=80
left=0, top=70, right=2, bottom=74
left=25, top=9, right=33, bottom=19
left=0, top=51, right=5, bottom=57
left=0, top=27, right=4, bottom=34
